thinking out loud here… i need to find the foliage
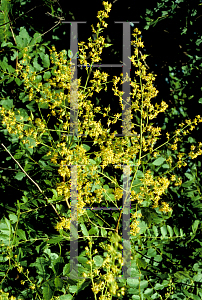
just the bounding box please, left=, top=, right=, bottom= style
left=0, top=1, right=202, bottom=300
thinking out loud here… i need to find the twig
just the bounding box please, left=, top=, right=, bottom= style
left=1, top=143, right=62, bottom=221
left=31, top=20, right=61, bottom=44
left=8, top=14, right=17, bottom=45
left=115, top=209, right=122, bottom=233
left=0, top=166, right=18, bottom=172
left=0, top=4, right=46, bottom=27
left=7, top=14, right=18, bottom=70
left=45, top=11, right=65, bottom=21
left=195, top=14, right=202, bottom=20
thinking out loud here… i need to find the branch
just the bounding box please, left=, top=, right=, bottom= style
left=115, top=209, right=122, bottom=233
left=7, top=13, right=19, bottom=70
left=7, top=14, right=17, bottom=45
left=0, top=4, right=46, bottom=27
left=32, top=20, right=61, bottom=43
left=1, top=143, right=62, bottom=221
left=45, top=11, right=65, bottom=21
left=0, top=166, right=18, bottom=172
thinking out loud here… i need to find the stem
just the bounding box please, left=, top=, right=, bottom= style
left=116, top=40, right=144, bottom=233
left=1, top=143, right=62, bottom=221
left=83, top=65, right=93, bottom=93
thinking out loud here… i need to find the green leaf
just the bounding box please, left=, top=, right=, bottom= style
left=155, top=255, right=163, bottom=262
left=38, top=101, right=49, bottom=109
left=63, top=264, right=70, bottom=276
left=16, top=27, right=31, bottom=48
left=17, top=229, right=26, bottom=240
left=6, top=77, right=14, bottom=84
left=196, top=39, right=202, bottom=46
left=29, top=32, right=42, bottom=46
left=93, top=255, right=103, bottom=267
left=132, top=296, right=140, bottom=300
left=88, top=159, right=96, bottom=164
left=136, top=258, right=147, bottom=269
left=69, top=285, right=78, bottom=293
left=0, top=218, right=13, bottom=246
left=173, top=226, right=179, bottom=236
left=152, top=225, right=158, bottom=237
left=20, top=93, right=29, bottom=103
left=39, top=52, right=50, bottom=68
left=104, top=43, right=113, bottom=47
left=77, top=279, right=91, bottom=294
left=82, top=144, right=91, bottom=152
left=48, top=236, right=65, bottom=244
left=89, top=226, right=99, bottom=236
left=185, top=172, right=193, bottom=180
left=9, top=214, right=18, bottom=223
left=138, top=220, right=147, bottom=234
left=0, top=218, right=11, bottom=235
left=51, top=189, right=58, bottom=199
left=144, top=288, right=153, bottom=296
left=15, top=77, right=22, bottom=86
left=14, top=172, right=26, bottom=181
left=80, top=223, right=89, bottom=237
left=59, top=294, right=73, bottom=300
left=68, top=50, right=73, bottom=58
left=33, top=55, right=43, bottom=71
left=181, top=180, right=193, bottom=187
left=192, top=195, right=201, bottom=201
left=180, top=228, right=184, bottom=237
left=174, top=271, right=191, bottom=280
left=154, top=283, right=164, bottom=290
left=192, top=220, right=200, bottom=233
left=24, top=163, right=33, bottom=172
left=162, top=163, right=169, bottom=169
left=42, top=281, right=54, bottom=300
left=1, top=41, right=13, bottom=48
left=101, top=227, right=107, bottom=237
left=160, top=225, right=167, bottom=237
left=181, top=28, right=187, bottom=35
left=147, top=248, right=156, bottom=257
left=7, top=64, right=15, bottom=73
left=127, top=277, right=139, bottom=288
left=140, top=280, right=148, bottom=290
left=78, top=255, right=88, bottom=265
left=30, top=257, right=49, bottom=277
left=162, top=11, right=168, bottom=16
left=167, top=225, right=173, bottom=237
left=54, top=277, right=63, bottom=289
left=0, top=57, right=8, bottom=71
left=43, top=71, right=51, bottom=80
left=91, top=184, right=102, bottom=193
left=26, top=100, right=35, bottom=111
left=152, top=157, right=165, bottom=166
left=136, top=170, right=144, bottom=178
left=44, top=179, right=52, bottom=186
left=0, top=98, right=13, bottom=109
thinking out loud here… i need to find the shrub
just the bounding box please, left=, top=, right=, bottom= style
left=0, top=1, right=202, bottom=299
